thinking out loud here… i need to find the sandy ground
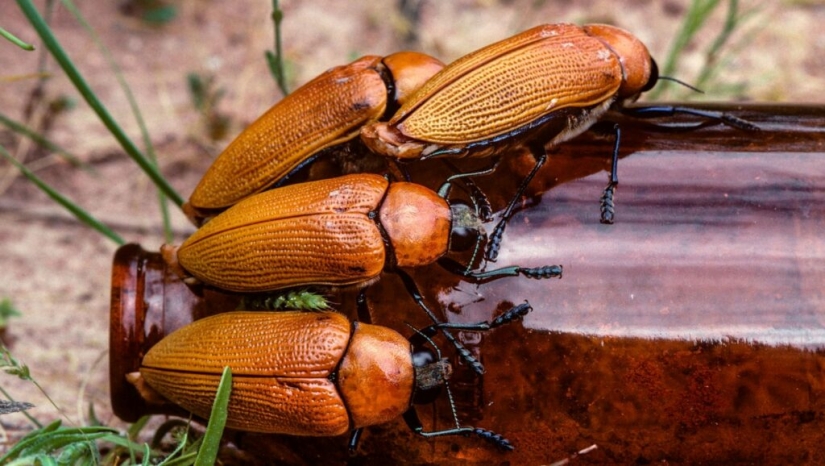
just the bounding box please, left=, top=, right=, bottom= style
left=0, top=0, right=823, bottom=452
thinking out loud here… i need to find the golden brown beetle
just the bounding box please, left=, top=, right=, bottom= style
left=361, top=23, right=758, bottom=259
left=130, top=306, right=532, bottom=450
left=164, top=173, right=559, bottom=294
left=184, top=52, right=444, bottom=225
left=163, top=173, right=560, bottom=372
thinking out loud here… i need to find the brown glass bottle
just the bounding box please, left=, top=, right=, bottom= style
left=111, top=104, right=825, bottom=464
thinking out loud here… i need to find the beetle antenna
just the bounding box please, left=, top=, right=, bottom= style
left=404, top=324, right=461, bottom=430
left=405, top=323, right=443, bottom=361
left=658, top=75, right=704, bottom=94
left=443, top=373, right=462, bottom=430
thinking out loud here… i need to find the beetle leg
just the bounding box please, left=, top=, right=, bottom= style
left=411, top=302, right=530, bottom=336
left=348, top=428, right=364, bottom=454
left=485, top=147, right=548, bottom=261
left=600, top=123, right=621, bottom=224
left=438, top=257, right=562, bottom=283
left=437, top=158, right=499, bottom=223
left=271, top=153, right=322, bottom=188
left=395, top=269, right=485, bottom=374
left=356, top=288, right=372, bottom=324
left=402, top=409, right=514, bottom=450
left=621, top=105, right=760, bottom=131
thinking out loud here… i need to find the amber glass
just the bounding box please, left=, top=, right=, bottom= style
left=110, top=104, right=825, bottom=464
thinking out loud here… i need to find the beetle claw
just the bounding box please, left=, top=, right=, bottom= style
left=473, top=428, right=515, bottom=450
left=600, top=183, right=616, bottom=225
left=484, top=220, right=507, bottom=261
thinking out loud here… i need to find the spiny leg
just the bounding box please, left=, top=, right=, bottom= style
left=395, top=268, right=486, bottom=374
left=438, top=257, right=562, bottom=284
left=402, top=409, right=514, bottom=450
left=355, top=288, right=372, bottom=324
left=438, top=158, right=499, bottom=222
left=348, top=428, right=364, bottom=453
left=621, top=105, right=760, bottom=131
left=485, top=145, right=547, bottom=261
left=408, top=301, right=534, bottom=349
left=600, top=123, right=620, bottom=224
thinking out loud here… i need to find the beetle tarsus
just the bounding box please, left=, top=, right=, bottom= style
left=491, top=302, right=533, bottom=328
left=485, top=220, right=507, bottom=261
left=600, top=182, right=616, bottom=224
left=473, top=428, right=515, bottom=451
left=517, top=265, right=563, bottom=280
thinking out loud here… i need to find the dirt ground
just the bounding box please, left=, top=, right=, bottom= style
left=0, top=0, right=823, bottom=453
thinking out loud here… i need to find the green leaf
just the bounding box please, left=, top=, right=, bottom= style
left=194, top=366, right=232, bottom=466
left=0, top=298, right=21, bottom=327
left=0, top=143, right=125, bottom=246
left=0, top=25, right=35, bottom=50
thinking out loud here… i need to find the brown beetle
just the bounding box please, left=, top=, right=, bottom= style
left=163, top=173, right=560, bottom=372
left=361, top=23, right=758, bottom=259
left=164, top=173, right=559, bottom=294
left=184, top=52, right=445, bottom=226
left=130, top=305, right=532, bottom=450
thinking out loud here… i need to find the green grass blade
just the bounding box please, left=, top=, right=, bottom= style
left=0, top=112, right=90, bottom=171
left=648, top=0, right=721, bottom=100
left=194, top=366, right=232, bottom=466
left=267, top=0, right=289, bottom=96
left=59, top=0, right=175, bottom=242
left=0, top=143, right=125, bottom=245
left=15, top=0, right=185, bottom=208
left=0, top=25, right=35, bottom=50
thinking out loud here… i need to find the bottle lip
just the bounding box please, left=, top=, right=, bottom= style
left=110, top=243, right=159, bottom=422
left=110, top=243, right=198, bottom=422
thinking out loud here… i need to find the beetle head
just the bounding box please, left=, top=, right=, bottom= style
left=448, top=200, right=484, bottom=253
left=411, top=344, right=452, bottom=405
left=583, top=24, right=656, bottom=100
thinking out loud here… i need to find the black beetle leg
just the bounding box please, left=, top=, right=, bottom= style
left=600, top=123, right=621, bottom=224
left=355, top=287, right=372, bottom=324
left=348, top=428, right=364, bottom=454
left=438, top=257, right=562, bottom=284
left=395, top=268, right=486, bottom=374
left=402, top=409, right=514, bottom=451
left=621, top=105, right=760, bottom=131
left=409, top=302, right=533, bottom=347
left=485, top=147, right=547, bottom=262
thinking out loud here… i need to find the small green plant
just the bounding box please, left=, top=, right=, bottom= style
left=265, top=0, right=290, bottom=96
left=240, top=289, right=331, bottom=312
left=648, top=0, right=760, bottom=100
left=0, top=25, right=35, bottom=50
left=187, top=72, right=231, bottom=142
left=0, top=298, right=21, bottom=329
left=0, top=344, right=233, bottom=464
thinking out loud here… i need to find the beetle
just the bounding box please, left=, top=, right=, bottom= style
left=163, top=173, right=560, bottom=372
left=166, top=173, right=561, bottom=293
left=183, top=52, right=445, bottom=226
left=360, top=23, right=759, bottom=260
left=129, top=303, right=533, bottom=450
